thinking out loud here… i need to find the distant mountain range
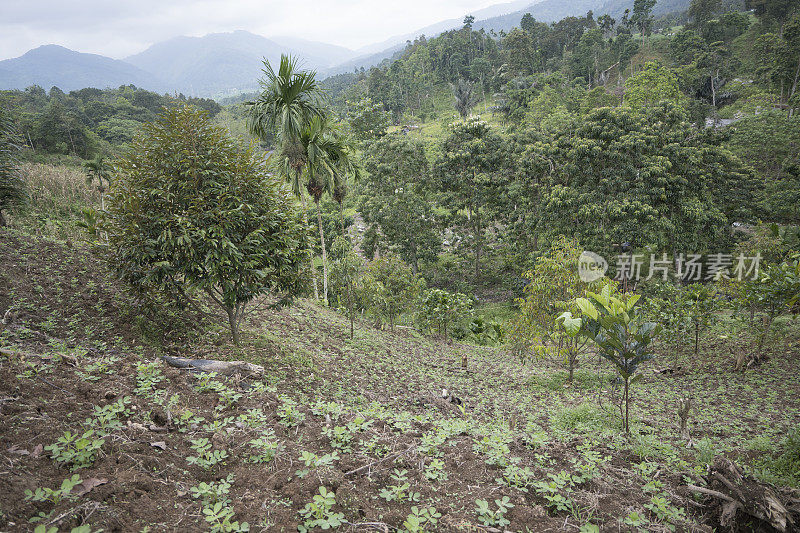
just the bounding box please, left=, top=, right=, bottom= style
left=0, top=45, right=167, bottom=94
left=0, top=0, right=689, bottom=98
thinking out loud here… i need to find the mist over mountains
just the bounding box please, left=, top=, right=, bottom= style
left=0, top=0, right=687, bottom=98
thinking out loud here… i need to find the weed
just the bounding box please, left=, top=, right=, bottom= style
left=134, top=361, right=165, bottom=396
left=24, top=474, right=82, bottom=505
left=86, top=396, right=132, bottom=435
left=644, top=495, right=686, bottom=531
left=533, top=472, right=576, bottom=513
left=496, top=460, right=534, bottom=492
left=322, top=425, right=354, bottom=452
left=191, top=474, right=234, bottom=506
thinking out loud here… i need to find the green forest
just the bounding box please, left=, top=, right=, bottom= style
left=2, top=0, right=800, bottom=531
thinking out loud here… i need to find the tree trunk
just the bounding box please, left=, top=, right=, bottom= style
left=339, top=204, right=355, bottom=339
left=624, top=378, right=630, bottom=434
left=711, top=72, right=716, bottom=108
left=316, top=202, right=329, bottom=306
left=226, top=307, right=241, bottom=346
left=789, top=54, right=800, bottom=105
left=300, top=190, right=319, bottom=301
left=0, top=210, right=6, bottom=227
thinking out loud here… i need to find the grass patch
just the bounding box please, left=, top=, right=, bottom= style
left=527, top=369, right=610, bottom=392
left=549, top=402, right=617, bottom=438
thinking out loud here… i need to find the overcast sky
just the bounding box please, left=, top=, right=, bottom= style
left=0, top=0, right=509, bottom=60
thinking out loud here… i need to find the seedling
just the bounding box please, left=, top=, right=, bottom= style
left=403, top=506, right=441, bottom=532
left=186, top=437, right=228, bottom=470
left=378, top=469, right=420, bottom=502
left=298, top=487, right=345, bottom=533
left=474, top=496, right=513, bottom=528
left=46, top=430, right=104, bottom=471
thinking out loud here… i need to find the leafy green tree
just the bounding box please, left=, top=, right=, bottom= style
left=683, top=284, right=718, bottom=357
left=733, top=256, right=800, bottom=364
left=361, top=255, right=422, bottom=331
left=537, top=103, right=757, bottom=256
left=417, top=288, right=473, bottom=338
left=435, top=118, right=508, bottom=280
left=642, top=283, right=692, bottom=367
left=695, top=41, right=736, bottom=108
left=345, top=97, right=391, bottom=141
left=503, top=28, right=536, bottom=76
left=670, top=29, right=706, bottom=64
left=728, top=112, right=800, bottom=223
left=624, top=62, right=682, bottom=110
left=247, top=54, right=325, bottom=300
left=509, top=237, right=595, bottom=382
left=0, top=106, right=25, bottom=227
left=746, top=0, right=799, bottom=29
left=564, top=285, right=661, bottom=433
left=329, top=236, right=363, bottom=339
left=631, top=0, right=657, bottom=38
left=360, top=135, right=440, bottom=273
left=688, top=0, right=721, bottom=30
left=106, top=106, right=308, bottom=345
left=598, top=14, right=616, bottom=35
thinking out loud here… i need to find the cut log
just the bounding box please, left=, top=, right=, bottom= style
left=159, top=355, right=264, bottom=376
left=686, top=456, right=799, bottom=532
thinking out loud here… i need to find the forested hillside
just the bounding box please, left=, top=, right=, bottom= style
left=0, top=85, right=221, bottom=159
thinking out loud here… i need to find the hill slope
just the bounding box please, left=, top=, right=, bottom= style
left=1, top=226, right=799, bottom=530
left=0, top=45, right=165, bottom=93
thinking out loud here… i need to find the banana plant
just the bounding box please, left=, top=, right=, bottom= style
left=558, top=284, right=661, bottom=433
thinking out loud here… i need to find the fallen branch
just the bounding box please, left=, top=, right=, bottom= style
left=687, top=484, right=736, bottom=502
left=344, top=446, right=416, bottom=477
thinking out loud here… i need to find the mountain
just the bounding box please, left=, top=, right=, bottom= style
left=270, top=36, right=354, bottom=66
left=125, top=31, right=356, bottom=97
left=0, top=45, right=165, bottom=93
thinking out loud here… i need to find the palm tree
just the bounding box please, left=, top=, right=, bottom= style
left=451, top=79, right=480, bottom=119
left=287, top=116, right=358, bottom=306
left=83, top=155, right=111, bottom=210
left=247, top=55, right=325, bottom=300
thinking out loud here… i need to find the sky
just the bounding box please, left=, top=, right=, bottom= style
left=0, top=0, right=514, bottom=60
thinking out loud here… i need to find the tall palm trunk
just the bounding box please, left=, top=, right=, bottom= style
left=339, top=203, right=355, bottom=339
left=316, top=201, right=329, bottom=306
left=299, top=186, right=319, bottom=301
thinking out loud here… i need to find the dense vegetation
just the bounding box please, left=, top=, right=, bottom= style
left=0, top=85, right=220, bottom=159
left=2, top=0, right=800, bottom=530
